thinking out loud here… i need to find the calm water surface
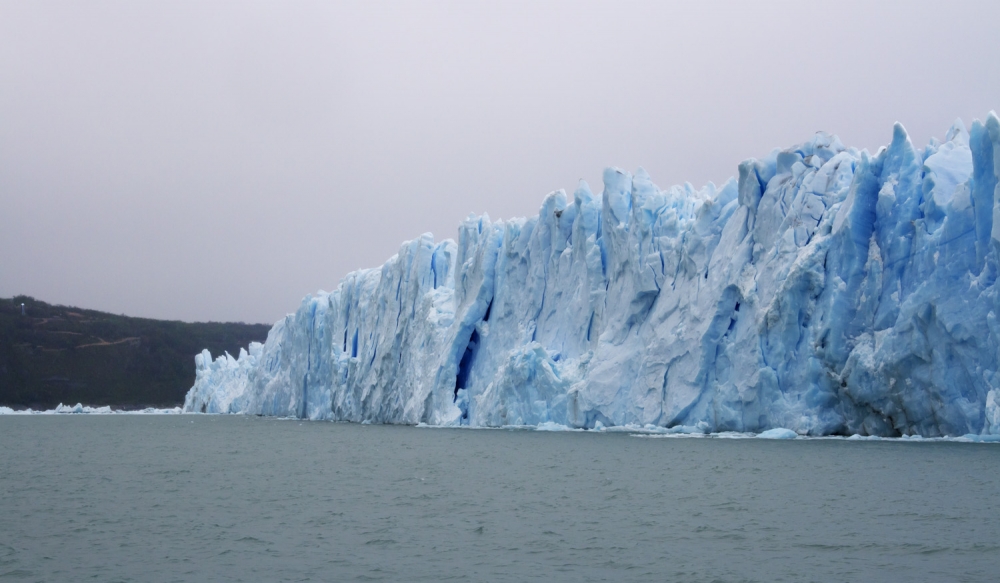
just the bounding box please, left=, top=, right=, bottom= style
left=1, top=416, right=998, bottom=582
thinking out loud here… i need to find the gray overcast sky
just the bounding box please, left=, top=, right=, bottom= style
left=2, top=0, right=999, bottom=324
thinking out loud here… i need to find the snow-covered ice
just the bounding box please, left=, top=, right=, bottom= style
left=184, top=113, right=1000, bottom=438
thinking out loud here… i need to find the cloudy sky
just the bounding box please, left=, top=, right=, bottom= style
left=2, top=0, right=999, bottom=323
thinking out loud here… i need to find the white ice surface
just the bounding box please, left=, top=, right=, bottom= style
left=184, top=114, right=1000, bottom=438
left=757, top=428, right=798, bottom=439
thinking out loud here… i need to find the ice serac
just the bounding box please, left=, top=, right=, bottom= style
left=184, top=113, right=1000, bottom=437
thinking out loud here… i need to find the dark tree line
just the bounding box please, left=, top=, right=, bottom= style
left=0, top=296, right=270, bottom=409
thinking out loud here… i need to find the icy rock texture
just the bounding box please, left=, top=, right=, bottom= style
left=184, top=114, right=1000, bottom=437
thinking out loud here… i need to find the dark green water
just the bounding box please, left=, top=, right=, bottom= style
left=1, top=415, right=998, bottom=582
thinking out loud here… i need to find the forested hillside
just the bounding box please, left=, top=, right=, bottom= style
left=0, top=296, right=270, bottom=409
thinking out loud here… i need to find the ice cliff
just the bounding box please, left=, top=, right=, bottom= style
left=185, top=114, right=1000, bottom=437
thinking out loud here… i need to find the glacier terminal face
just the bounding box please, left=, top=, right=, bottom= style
left=184, top=113, right=1000, bottom=437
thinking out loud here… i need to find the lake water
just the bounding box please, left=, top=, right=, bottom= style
left=1, top=415, right=998, bottom=582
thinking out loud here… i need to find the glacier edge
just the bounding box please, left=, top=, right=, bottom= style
left=184, top=113, right=1000, bottom=437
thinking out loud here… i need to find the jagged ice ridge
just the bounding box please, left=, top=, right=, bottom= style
left=185, top=114, right=1000, bottom=437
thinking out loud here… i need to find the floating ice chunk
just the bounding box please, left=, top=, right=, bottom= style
left=535, top=421, right=577, bottom=432
left=757, top=428, right=798, bottom=439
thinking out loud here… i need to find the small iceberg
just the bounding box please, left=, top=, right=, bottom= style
left=535, top=421, right=577, bottom=432
left=757, top=428, right=798, bottom=440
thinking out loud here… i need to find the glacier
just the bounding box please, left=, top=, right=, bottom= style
left=184, top=113, right=1000, bottom=437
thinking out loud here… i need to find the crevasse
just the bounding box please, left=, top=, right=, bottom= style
left=184, top=114, right=1000, bottom=437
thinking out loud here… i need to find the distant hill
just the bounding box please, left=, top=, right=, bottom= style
left=0, top=296, right=271, bottom=409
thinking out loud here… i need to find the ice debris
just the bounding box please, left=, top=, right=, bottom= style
left=184, top=113, right=1000, bottom=438
left=757, top=428, right=798, bottom=439
left=0, top=404, right=182, bottom=415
